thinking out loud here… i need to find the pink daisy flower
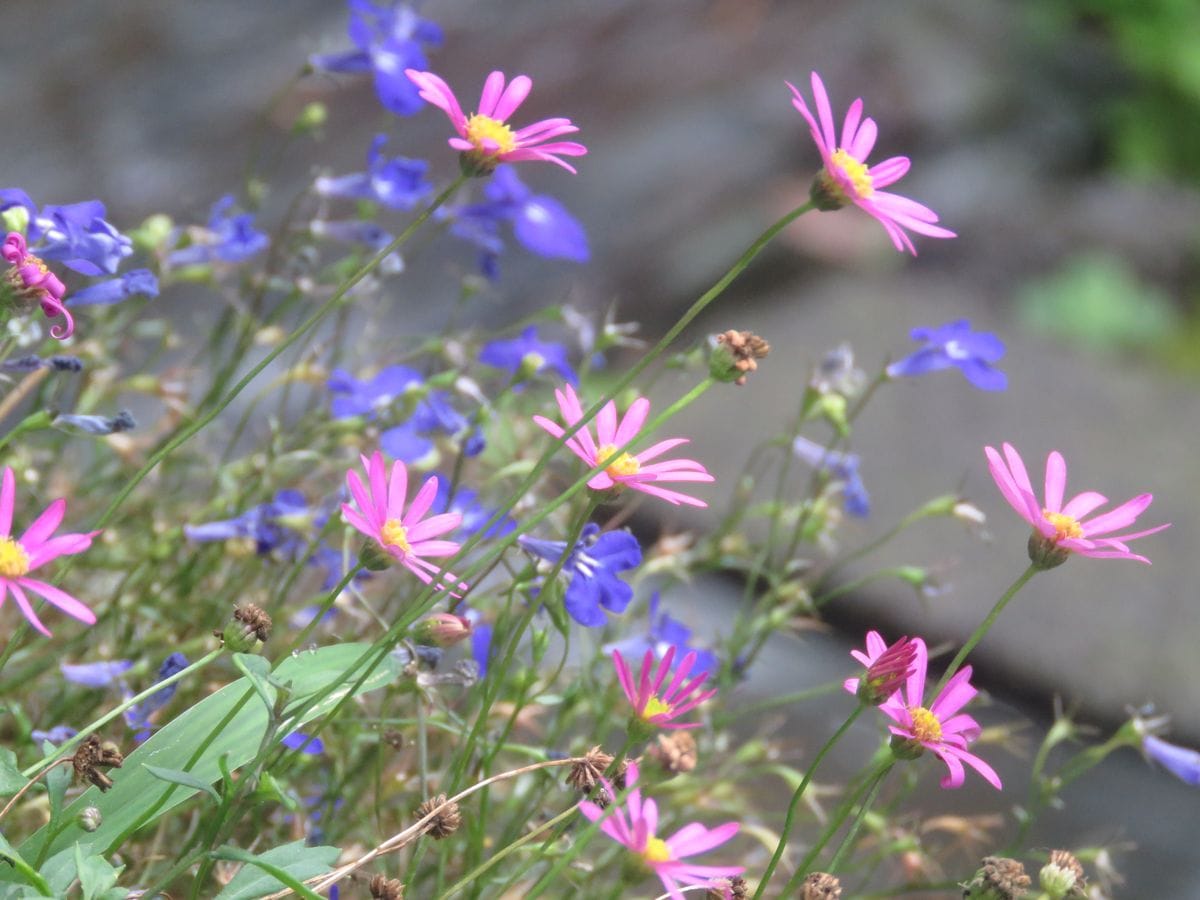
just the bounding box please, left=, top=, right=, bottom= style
left=613, top=646, right=717, bottom=731
left=878, top=637, right=1001, bottom=790
left=532, top=384, right=714, bottom=508
left=3, top=231, right=73, bottom=339
left=0, top=466, right=98, bottom=636
left=985, top=442, right=1169, bottom=566
left=341, top=451, right=467, bottom=594
left=843, top=630, right=919, bottom=705
left=579, top=760, right=743, bottom=899
left=404, top=69, right=586, bottom=173
left=786, top=71, right=956, bottom=255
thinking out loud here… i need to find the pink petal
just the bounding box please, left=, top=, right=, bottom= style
left=612, top=651, right=638, bottom=705
left=939, top=744, right=1002, bottom=790
left=1043, top=451, right=1067, bottom=513
left=477, top=71, right=507, bottom=118
left=24, top=532, right=96, bottom=569
left=7, top=581, right=51, bottom=636
left=340, top=504, right=376, bottom=541
left=614, top=398, right=650, bottom=446
left=595, top=400, right=618, bottom=447
left=403, top=477, right=439, bottom=526
left=984, top=445, right=1039, bottom=526
left=809, top=71, right=837, bottom=156
left=346, top=469, right=378, bottom=528
left=404, top=69, right=466, bottom=133
left=406, top=513, right=461, bottom=543
left=634, top=438, right=691, bottom=463
left=19, top=498, right=66, bottom=549
left=407, top=539, right=461, bottom=557
left=1079, top=493, right=1153, bottom=537
left=847, top=115, right=877, bottom=161
left=0, top=468, right=14, bottom=537
left=867, top=156, right=910, bottom=187
left=387, top=458, right=410, bottom=520
left=1061, top=490, right=1108, bottom=520
left=492, top=73, right=532, bottom=121
left=930, top=665, right=976, bottom=719
left=630, top=482, right=707, bottom=507
left=839, top=98, right=863, bottom=151
left=666, top=821, right=740, bottom=858
left=18, top=577, right=96, bottom=627
left=904, top=638, right=928, bottom=708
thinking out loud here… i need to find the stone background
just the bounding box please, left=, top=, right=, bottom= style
left=4, top=0, right=1198, bottom=894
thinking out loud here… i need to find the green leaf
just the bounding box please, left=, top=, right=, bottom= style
left=231, top=653, right=275, bottom=715
left=212, top=841, right=337, bottom=900
left=0, top=831, right=51, bottom=896
left=74, top=842, right=123, bottom=900
left=10, top=643, right=399, bottom=871
left=142, top=764, right=220, bottom=802
left=0, top=748, right=26, bottom=796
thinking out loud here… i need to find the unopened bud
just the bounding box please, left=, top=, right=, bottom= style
left=413, top=613, right=472, bottom=648
left=293, top=101, right=328, bottom=134
left=709, top=330, right=770, bottom=386
left=1038, top=850, right=1086, bottom=898
left=216, top=603, right=272, bottom=653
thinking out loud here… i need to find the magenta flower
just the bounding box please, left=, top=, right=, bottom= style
left=404, top=69, right=586, bottom=173
left=985, top=442, right=1169, bottom=566
left=3, top=231, right=73, bottom=339
left=579, top=760, right=743, bottom=899
left=843, top=630, right=919, bottom=706
left=613, top=646, right=717, bottom=731
left=533, top=384, right=714, bottom=508
left=342, top=451, right=466, bottom=593
left=0, top=467, right=98, bottom=636
left=877, top=637, right=1001, bottom=790
left=786, top=72, right=956, bottom=255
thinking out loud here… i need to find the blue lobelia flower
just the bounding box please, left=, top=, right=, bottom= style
left=1, top=189, right=133, bottom=276
left=310, top=219, right=404, bottom=274
left=1143, top=734, right=1200, bottom=786
left=315, top=135, right=432, bottom=210
left=167, top=195, right=268, bottom=267
left=886, top=319, right=1007, bottom=392
left=604, top=592, right=718, bottom=675
left=61, top=659, right=133, bottom=688
left=518, top=523, right=642, bottom=627
left=429, top=477, right=515, bottom=539
left=69, top=269, right=159, bottom=306
left=125, top=652, right=189, bottom=739
left=31, top=725, right=77, bottom=746
left=184, top=489, right=312, bottom=557
left=53, top=409, right=136, bottom=436
left=310, top=1, right=443, bottom=116
left=448, top=165, right=588, bottom=278
left=281, top=732, right=325, bottom=755
left=479, top=325, right=578, bottom=389
left=792, top=435, right=870, bottom=518
left=328, top=365, right=483, bottom=462
left=469, top=620, right=494, bottom=678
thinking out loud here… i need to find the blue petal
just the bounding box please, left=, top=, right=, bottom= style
left=563, top=576, right=607, bottom=627
left=61, top=660, right=132, bottom=688
left=512, top=195, right=589, bottom=262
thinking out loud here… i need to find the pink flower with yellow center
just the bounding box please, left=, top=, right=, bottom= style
left=613, top=646, right=717, bottom=731
left=786, top=72, right=956, bottom=255
left=878, top=637, right=1001, bottom=790
left=578, top=760, right=743, bottom=899
left=532, top=384, right=714, bottom=508
left=341, top=451, right=467, bottom=594
left=985, top=442, right=1169, bottom=566
left=404, top=69, right=586, bottom=174
left=0, top=466, right=98, bottom=636
left=2, top=231, right=74, bottom=339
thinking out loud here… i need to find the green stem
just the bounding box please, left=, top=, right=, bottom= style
left=435, top=805, right=577, bottom=900
left=21, top=647, right=225, bottom=778
left=934, top=564, right=1038, bottom=695
left=825, top=765, right=889, bottom=872
left=753, top=706, right=864, bottom=899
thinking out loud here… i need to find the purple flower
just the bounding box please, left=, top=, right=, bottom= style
left=518, top=523, right=642, bottom=627
left=429, top=478, right=515, bottom=539
left=184, top=489, right=311, bottom=556
left=61, top=659, right=133, bottom=688
left=0, top=191, right=133, bottom=276
left=68, top=269, right=159, bottom=307
left=53, top=410, right=136, bottom=436
left=792, top=435, right=870, bottom=518
left=448, top=165, right=588, bottom=277
left=281, top=732, right=325, bottom=755
left=605, top=593, right=718, bottom=676
left=167, top=196, right=268, bottom=267
left=479, top=325, right=577, bottom=389
left=470, top=619, right=494, bottom=678
left=1144, top=735, right=1200, bottom=786
left=310, top=220, right=403, bottom=273
left=328, top=366, right=483, bottom=461
left=1, top=355, right=83, bottom=373
left=310, top=1, right=443, bottom=116
left=886, top=320, right=1007, bottom=392
left=125, top=652, right=189, bottom=739
left=315, top=135, right=432, bottom=209
left=31, top=725, right=77, bottom=746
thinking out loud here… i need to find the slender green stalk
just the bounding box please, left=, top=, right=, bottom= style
left=752, top=706, right=863, bottom=899
left=435, top=804, right=577, bottom=900
left=824, top=765, right=888, bottom=872
left=779, top=760, right=893, bottom=896
left=933, top=563, right=1038, bottom=694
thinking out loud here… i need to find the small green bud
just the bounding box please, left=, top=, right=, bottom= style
left=531, top=627, right=551, bottom=664
left=1038, top=850, right=1085, bottom=898
left=1, top=205, right=29, bottom=235
left=1028, top=532, right=1071, bottom=571
left=812, top=393, right=849, bottom=436
left=293, top=101, right=327, bottom=134
left=413, top=613, right=472, bottom=648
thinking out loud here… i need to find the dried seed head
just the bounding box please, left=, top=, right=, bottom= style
left=381, top=729, right=405, bottom=750
left=711, top=330, right=771, bottom=385
left=648, top=730, right=698, bottom=774
left=216, top=603, right=273, bottom=652
left=963, top=856, right=1031, bottom=899
left=801, top=872, right=842, bottom=899
left=1039, top=850, right=1086, bottom=897
left=368, top=874, right=406, bottom=899
left=567, top=746, right=614, bottom=795
left=72, top=735, right=124, bottom=793
left=589, top=755, right=630, bottom=809
left=415, top=794, right=462, bottom=840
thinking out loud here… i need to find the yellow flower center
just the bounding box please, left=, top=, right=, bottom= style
left=0, top=536, right=30, bottom=578
left=642, top=695, right=672, bottom=720
left=642, top=836, right=672, bottom=865
left=380, top=518, right=412, bottom=554
left=596, top=443, right=640, bottom=479
left=908, top=706, right=942, bottom=743
left=1042, top=509, right=1083, bottom=541
left=465, top=114, right=517, bottom=156
left=830, top=148, right=874, bottom=198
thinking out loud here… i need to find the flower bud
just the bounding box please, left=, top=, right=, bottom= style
left=961, top=856, right=1030, bottom=899
left=216, top=603, right=272, bottom=653
left=1027, top=531, right=1071, bottom=571
left=293, top=101, right=328, bottom=134
left=412, top=613, right=472, bottom=648
left=708, top=329, right=770, bottom=386
left=1038, top=850, right=1086, bottom=898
